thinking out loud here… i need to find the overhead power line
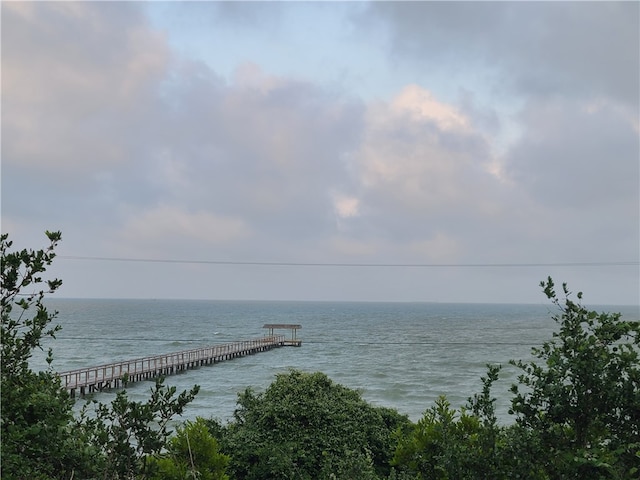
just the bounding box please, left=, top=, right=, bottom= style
left=49, top=336, right=542, bottom=346
left=58, top=256, right=639, bottom=268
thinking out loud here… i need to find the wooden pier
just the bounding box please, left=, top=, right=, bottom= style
left=57, top=334, right=294, bottom=398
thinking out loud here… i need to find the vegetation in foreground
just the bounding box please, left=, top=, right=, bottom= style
left=1, top=231, right=638, bottom=479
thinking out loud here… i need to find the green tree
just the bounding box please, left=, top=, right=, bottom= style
left=1, top=231, right=200, bottom=479
left=393, top=396, right=484, bottom=479
left=509, top=277, right=640, bottom=478
left=392, top=279, right=639, bottom=479
left=75, top=378, right=200, bottom=479
left=0, top=231, right=89, bottom=479
left=212, top=370, right=411, bottom=480
left=149, top=417, right=230, bottom=480
left=392, top=368, right=512, bottom=480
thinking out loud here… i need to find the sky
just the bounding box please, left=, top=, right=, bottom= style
left=2, top=1, right=639, bottom=305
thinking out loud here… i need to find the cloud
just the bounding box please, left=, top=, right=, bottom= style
left=115, top=205, right=250, bottom=258
left=504, top=98, right=639, bottom=210
left=2, top=1, right=365, bottom=260
left=2, top=1, right=170, bottom=172
left=390, top=85, right=470, bottom=131
left=313, top=84, right=526, bottom=268
left=359, top=2, right=639, bottom=108
left=352, top=85, right=497, bottom=218
left=161, top=0, right=285, bottom=30
left=148, top=62, right=366, bottom=255
left=1, top=1, right=637, bottom=302
left=328, top=236, right=379, bottom=257
left=350, top=1, right=639, bottom=275
left=408, top=232, right=461, bottom=263
left=333, top=194, right=360, bottom=220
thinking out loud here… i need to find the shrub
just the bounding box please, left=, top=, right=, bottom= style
left=509, top=277, right=640, bottom=478
left=149, top=417, right=230, bottom=480
left=213, top=370, right=411, bottom=480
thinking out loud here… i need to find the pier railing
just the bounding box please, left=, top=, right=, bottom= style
left=57, top=335, right=287, bottom=397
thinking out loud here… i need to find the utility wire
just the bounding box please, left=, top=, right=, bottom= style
left=49, top=336, right=540, bottom=346
left=58, top=256, right=639, bottom=268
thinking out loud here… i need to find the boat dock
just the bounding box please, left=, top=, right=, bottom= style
left=57, top=324, right=302, bottom=398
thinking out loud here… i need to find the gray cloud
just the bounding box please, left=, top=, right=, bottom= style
left=158, top=0, right=285, bottom=30
left=360, top=1, right=639, bottom=108
left=2, top=1, right=637, bottom=303
left=2, top=2, right=366, bottom=263
left=2, top=2, right=169, bottom=171
left=505, top=99, right=639, bottom=210
left=355, top=1, right=639, bottom=273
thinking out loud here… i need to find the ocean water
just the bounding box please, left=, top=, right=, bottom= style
left=31, top=299, right=639, bottom=425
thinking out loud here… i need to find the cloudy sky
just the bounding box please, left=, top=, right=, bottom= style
left=2, top=1, right=639, bottom=304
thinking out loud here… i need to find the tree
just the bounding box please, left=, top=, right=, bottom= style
left=393, top=396, right=487, bottom=479
left=75, top=378, right=200, bottom=479
left=1, top=231, right=200, bottom=479
left=0, top=231, right=87, bottom=479
left=509, top=277, right=640, bottom=478
left=149, top=417, right=230, bottom=480
left=211, top=370, right=411, bottom=480
left=392, top=278, right=639, bottom=479
left=392, top=367, right=516, bottom=480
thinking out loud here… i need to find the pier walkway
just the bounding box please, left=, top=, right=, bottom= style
left=58, top=334, right=297, bottom=398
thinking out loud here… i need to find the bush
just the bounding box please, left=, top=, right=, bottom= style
left=392, top=278, right=640, bottom=479
left=1, top=231, right=200, bottom=479
left=393, top=367, right=512, bottom=480
left=149, top=417, right=230, bottom=480
left=509, top=277, right=640, bottom=478
left=211, top=370, right=411, bottom=480
left=0, top=231, right=90, bottom=479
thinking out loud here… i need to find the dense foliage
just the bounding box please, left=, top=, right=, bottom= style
left=209, top=370, right=412, bottom=480
left=2, top=232, right=638, bottom=479
left=508, top=277, right=640, bottom=479
left=392, top=278, right=639, bottom=480
left=73, top=378, right=200, bottom=479
left=1, top=231, right=81, bottom=479
left=148, top=417, right=230, bottom=480
left=1, top=232, right=201, bottom=479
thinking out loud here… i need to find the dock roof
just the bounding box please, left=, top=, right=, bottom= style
left=263, top=324, right=301, bottom=329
